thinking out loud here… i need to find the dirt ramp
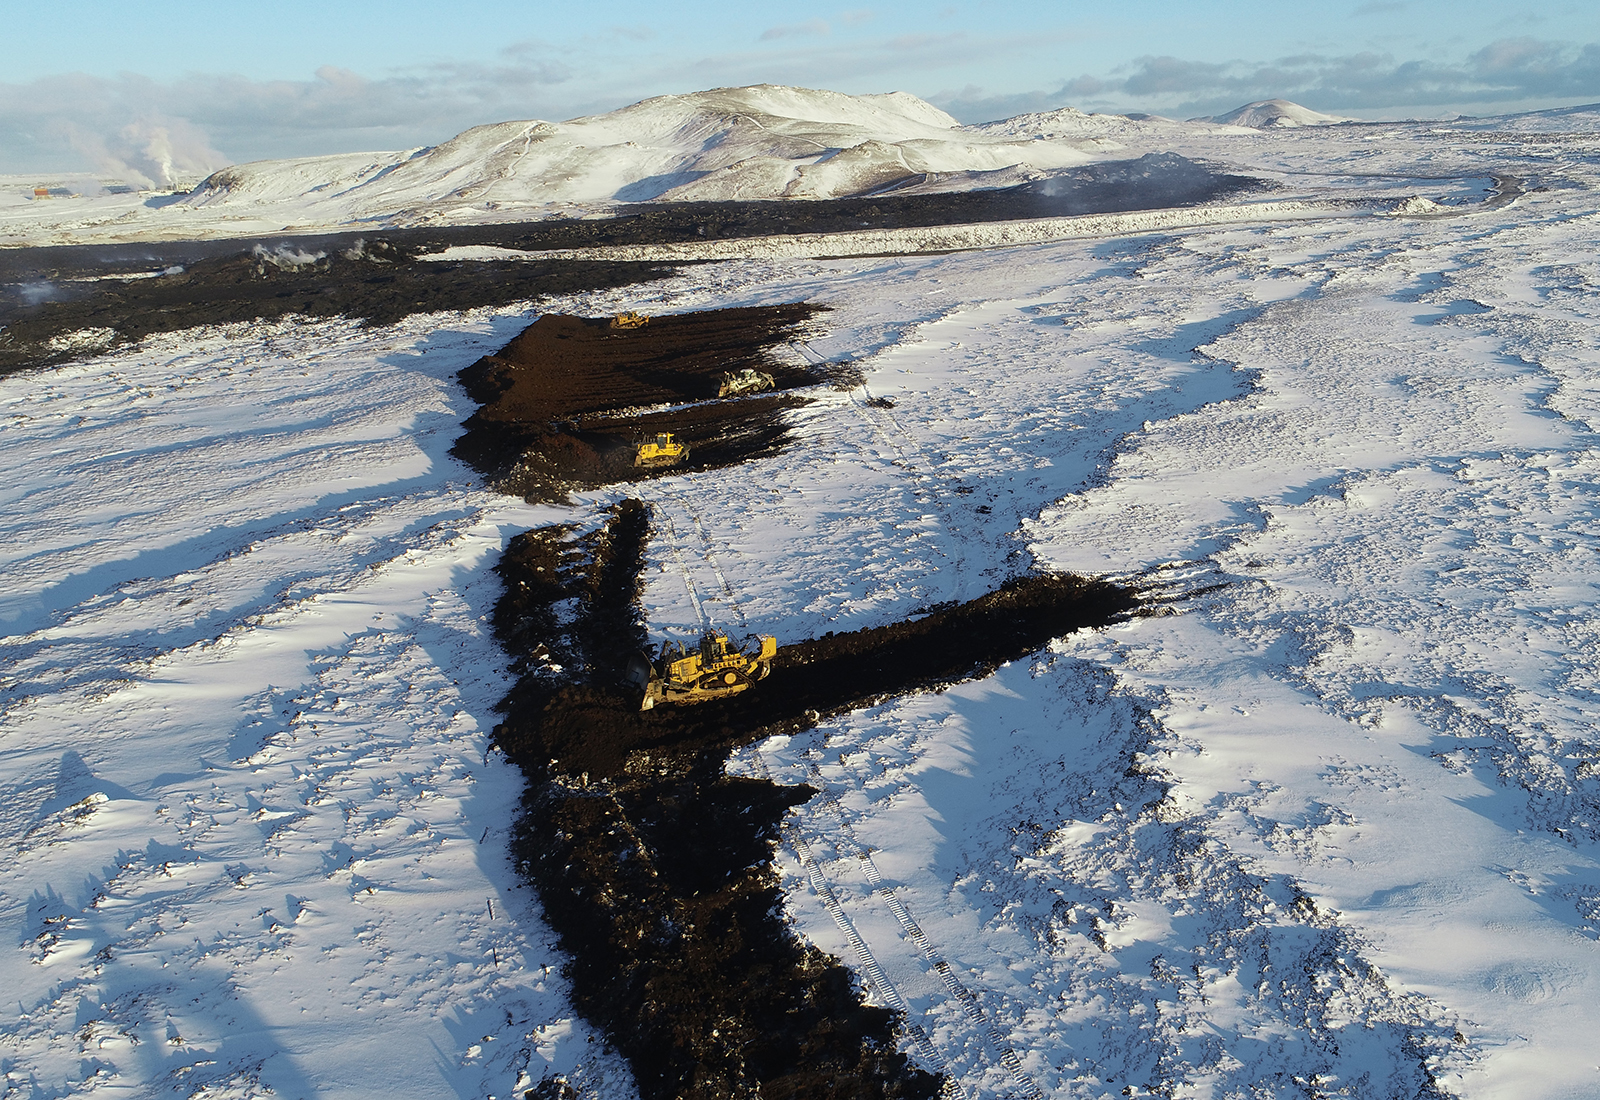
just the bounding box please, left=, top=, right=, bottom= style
left=453, top=304, right=831, bottom=497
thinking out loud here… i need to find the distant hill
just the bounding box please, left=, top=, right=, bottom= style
left=1191, top=99, right=1353, bottom=128
left=13, top=85, right=1600, bottom=248
left=177, top=84, right=1114, bottom=224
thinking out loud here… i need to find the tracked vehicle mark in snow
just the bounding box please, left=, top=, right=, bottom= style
left=486, top=489, right=1132, bottom=1099
left=779, top=800, right=961, bottom=1094
left=773, top=746, right=1049, bottom=1100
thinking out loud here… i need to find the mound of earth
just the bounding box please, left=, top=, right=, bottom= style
left=489, top=502, right=1137, bottom=1100
left=453, top=304, right=837, bottom=497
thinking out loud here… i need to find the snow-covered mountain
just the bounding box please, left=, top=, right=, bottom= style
left=177, top=85, right=1117, bottom=225
left=13, top=86, right=1599, bottom=249
left=1191, top=98, right=1353, bottom=128
left=968, top=104, right=1193, bottom=140
left=0, top=85, right=1231, bottom=247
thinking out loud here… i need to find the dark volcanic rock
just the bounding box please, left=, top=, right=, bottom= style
left=0, top=153, right=1259, bottom=376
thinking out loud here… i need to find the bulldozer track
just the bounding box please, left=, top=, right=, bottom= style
left=687, top=510, right=750, bottom=631
left=746, top=749, right=969, bottom=1100
left=845, top=385, right=971, bottom=599
left=752, top=741, right=1047, bottom=1100
left=656, top=508, right=708, bottom=629
left=657, top=495, right=753, bottom=633
left=796, top=756, right=1049, bottom=1100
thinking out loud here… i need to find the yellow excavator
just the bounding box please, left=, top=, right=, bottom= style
left=627, top=631, right=778, bottom=710
left=634, top=431, right=688, bottom=468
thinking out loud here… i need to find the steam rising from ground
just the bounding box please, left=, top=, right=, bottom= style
left=60, top=116, right=228, bottom=190
left=18, top=282, right=61, bottom=306
left=0, top=63, right=572, bottom=180
left=251, top=244, right=328, bottom=269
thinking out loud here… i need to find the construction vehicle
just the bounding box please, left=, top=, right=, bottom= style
left=633, top=431, right=688, bottom=469
left=610, top=311, right=648, bottom=330
left=717, top=368, right=775, bottom=398
left=627, top=631, right=778, bottom=710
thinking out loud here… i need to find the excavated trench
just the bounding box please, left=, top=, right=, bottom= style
left=488, top=504, right=1135, bottom=1100
left=454, top=302, right=1139, bottom=1097
left=453, top=304, right=843, bottom=499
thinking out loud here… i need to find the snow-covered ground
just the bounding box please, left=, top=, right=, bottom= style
left=6, top=97, right=1600, bottom=1098
left=0, top=314, right=641, bottom=1098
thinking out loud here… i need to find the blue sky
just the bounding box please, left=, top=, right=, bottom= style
left=7, top=0, right=1600, bottom=181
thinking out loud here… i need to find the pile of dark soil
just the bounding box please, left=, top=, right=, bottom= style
left=491, top=502, right=1136, bottom=1100
left=453, top=304, right=832, bottom=497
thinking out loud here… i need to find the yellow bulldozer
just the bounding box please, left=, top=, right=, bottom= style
left=610, top=311, right=649, bottom=330
left=627, top=631, right=778, bottom=710
left=717, top=368, right=775, bottom=398
left=634, top=431, right=688, bottom=469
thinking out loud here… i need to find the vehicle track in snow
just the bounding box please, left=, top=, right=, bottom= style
left=844, top=380, right=972, bottom=600
left=797, top=331, right=974, bottom=578
left=654, top=486, right=1048, bottom=1097
left=653, top=503, right=709, bottom=629
left=785, top=747, right=1049, bottom=1100
left=745, top=748, right=969, bottom=1099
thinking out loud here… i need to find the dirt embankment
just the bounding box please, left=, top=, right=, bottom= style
left=452, top=304, right=840, bottom=498
left=491, top=503, right=1136, bottom=1100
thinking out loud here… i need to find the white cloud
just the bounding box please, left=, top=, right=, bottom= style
left=935, top=36, right=1600, bottom=122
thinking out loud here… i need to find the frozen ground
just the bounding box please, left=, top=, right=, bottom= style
left=5, top=101, right=1600, bottom=1098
